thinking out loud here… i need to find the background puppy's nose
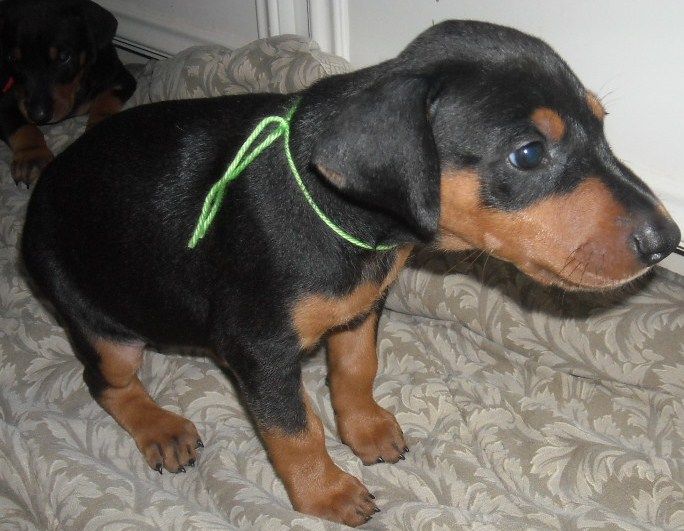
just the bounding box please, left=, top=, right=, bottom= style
left=631, top=217, right=681, bottom=265
left=27, top=103, right=50, bottom=124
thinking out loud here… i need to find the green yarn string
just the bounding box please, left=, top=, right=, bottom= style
left=187, top=102, right=396, bottom=252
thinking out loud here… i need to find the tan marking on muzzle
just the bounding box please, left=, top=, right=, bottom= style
left=439, top=170, right=646, bottom=290
left=51, top=68, right=85, bottom=122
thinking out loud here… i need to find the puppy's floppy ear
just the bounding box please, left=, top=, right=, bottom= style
left=312, top=75, right=440, bottom=241
left=82, top=0, right=118, bottom=53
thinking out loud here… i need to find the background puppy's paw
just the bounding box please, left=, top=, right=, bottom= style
left=11, top=146, right=54, bottom=186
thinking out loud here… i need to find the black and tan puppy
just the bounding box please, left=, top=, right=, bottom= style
left=22, top=21, right=680, bottom=526
left=0, top=0, right=136, bottom=185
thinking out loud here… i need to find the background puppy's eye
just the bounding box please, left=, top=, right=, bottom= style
left=508, top=141, right=544, bottom=170
left=58, top=50, right=72, bottom=64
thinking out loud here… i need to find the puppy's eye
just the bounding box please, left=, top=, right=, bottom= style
left=58, top=50, right=72, bottom=64
left=508, top=141, right=544, bottom=170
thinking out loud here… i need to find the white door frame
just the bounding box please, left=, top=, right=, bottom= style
left=256, top=0, right=350, bottom=60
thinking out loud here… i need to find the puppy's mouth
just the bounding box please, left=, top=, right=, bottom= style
left=484, top=239, right=652, bottom=292
left=517, top=259, right=650, bottom=292
left=439, top=228, right=650, bottom=292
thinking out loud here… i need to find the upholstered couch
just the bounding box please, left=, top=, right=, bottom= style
left=1, top=36, right=682, bottom=529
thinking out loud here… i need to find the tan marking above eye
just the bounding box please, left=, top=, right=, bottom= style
left=49, top=47, right=58, bottom=61
left=50, top=68, right=85, bottom=122
left=586, top=91, right=607, bottom=121
left=531, top=107, right=566, bottom=142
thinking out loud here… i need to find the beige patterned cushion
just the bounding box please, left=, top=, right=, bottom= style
left=379, top=251, right=684, bottom=528
left=128, top=35, right=352, bottom=105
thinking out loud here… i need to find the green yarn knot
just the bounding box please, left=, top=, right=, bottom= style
left=187, top=101, right=395, bottom=252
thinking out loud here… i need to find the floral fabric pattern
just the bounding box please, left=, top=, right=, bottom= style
left=1, top=36, right=683, bottom=530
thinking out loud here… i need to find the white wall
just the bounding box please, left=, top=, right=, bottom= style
left=99, top=1, right=345, bottom=61
left=97, top=0, right=260, bottom=56
left=348, top=0, right=684, bottom=241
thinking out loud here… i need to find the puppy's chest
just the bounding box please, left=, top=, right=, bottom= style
left=290, top=247, right=412, bottom=349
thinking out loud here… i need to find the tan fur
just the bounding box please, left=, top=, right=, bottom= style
left=261, top=393, right=377, bottom=526
left=439, top=169, right=645, bottom=289
left=51, top=69, right=85, bottom=122
left=587, top=91, right=607, bottom=121
left=9, top=124, right=49, bottom=155
left=531, top=107, right=566, bottom=141
left=9, top=124, right=54, bottom=183
left=85, top=89, right=125, bottom=129
left=327, top=312, right=406, bottom=464
left=92, top=338, right=200, bottom=472
left=292, top=247, right=412, bottom=348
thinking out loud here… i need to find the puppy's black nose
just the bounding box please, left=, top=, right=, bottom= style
left=631, top=217, right=681, bottom=265
left=27, top=105, right=50, bottom=124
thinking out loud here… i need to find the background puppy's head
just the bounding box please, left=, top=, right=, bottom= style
left=0, top=0, right=117, bottom=124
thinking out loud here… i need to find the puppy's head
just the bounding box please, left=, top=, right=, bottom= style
left=0, top=0, right=116, bottom=124
left=313, top=20, right=680, bottom=291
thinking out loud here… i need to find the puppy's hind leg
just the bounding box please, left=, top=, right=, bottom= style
left=70, top=328, right=202, bottom=473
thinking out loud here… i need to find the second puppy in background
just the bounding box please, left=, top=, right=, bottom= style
left=0, top=0, right=136, bottom=185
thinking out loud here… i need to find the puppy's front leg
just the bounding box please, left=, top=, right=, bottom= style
left=224, top=341, right=378, bottom=527
left=327, top=311, right=408, bottom=464
left=8, top=123, right=53, bottom=186
left=0, top=97, right=53, bottom=185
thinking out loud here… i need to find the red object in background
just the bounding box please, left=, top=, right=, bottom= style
left=2, top=76, right=15, bottom=93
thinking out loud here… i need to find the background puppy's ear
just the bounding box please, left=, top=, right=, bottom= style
left=312, top=76, right=440, bottom=241
left=82, top=0, right=118, bottom=54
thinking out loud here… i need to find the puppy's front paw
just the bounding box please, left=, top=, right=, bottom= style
left=292, top=465, right=379, bottom=527
left=11, top=145, right=54, bottom=186
left=130, top=407, right=203, bottom=474
left=337, top=404, right=407, bottom=465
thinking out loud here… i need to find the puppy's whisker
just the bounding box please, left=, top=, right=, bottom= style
left=557, top=253, right=578, bottom=278
left=480, top=248, right=494, bottom=282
